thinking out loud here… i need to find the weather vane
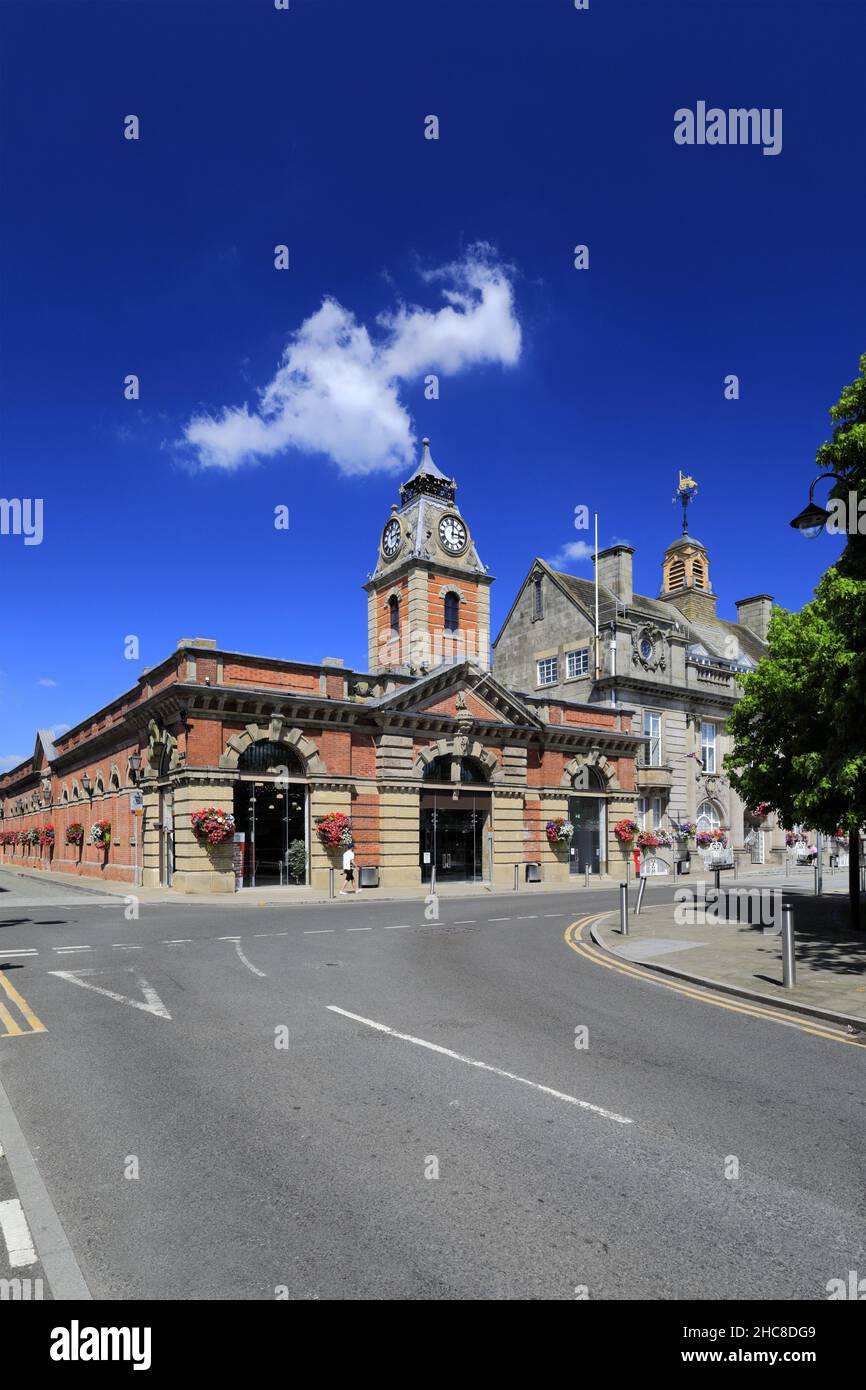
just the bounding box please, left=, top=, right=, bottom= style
left=674, top=470, right=698, bottom=535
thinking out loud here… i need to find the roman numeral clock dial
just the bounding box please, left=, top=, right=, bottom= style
left=381, top=518, right=402, bottom=558
left=438, top=514, right=467, bottom=554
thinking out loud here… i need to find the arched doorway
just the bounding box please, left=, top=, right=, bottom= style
left=568, top=765, right=607, bottom=876
left=420, top=755, right=491, bottom=884
left=232, top=741, right=308, bottom=887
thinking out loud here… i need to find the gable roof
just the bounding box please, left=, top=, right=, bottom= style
left=370, top=660, right=544, bottom=729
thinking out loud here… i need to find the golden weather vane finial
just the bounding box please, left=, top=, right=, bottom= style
left=674, top=471, right=698, bottom=535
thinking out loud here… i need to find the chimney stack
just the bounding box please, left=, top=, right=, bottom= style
left=593, top=545, right=634, bottom=606
left=735, top=594, right=773, bottom=643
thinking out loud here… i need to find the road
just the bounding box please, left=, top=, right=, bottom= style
left=1, top=867, right=864, bottom=1300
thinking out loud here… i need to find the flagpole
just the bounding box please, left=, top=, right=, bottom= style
left=594, top=512, right=600, bottom=679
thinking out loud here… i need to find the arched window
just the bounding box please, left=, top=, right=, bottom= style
left=444, top=591, right=460, bottom=633
left=389, top=595, right=400, bottom=633
left=423, top=754, right=488, bottom=783
left=668, top=557, right=685, bottom=589
left=237, top=741, right=306, bottom=776
left=696, top=800, right=721, bottom=831
left=692, top=558, right=705, bottom=590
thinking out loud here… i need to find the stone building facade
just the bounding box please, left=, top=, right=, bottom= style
left=492, top=514, right=785, bottom=870
left=0, top=443, right=644, bottom=894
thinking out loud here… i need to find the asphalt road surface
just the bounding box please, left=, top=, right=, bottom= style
left=0, top=868, right=864, bottom=1300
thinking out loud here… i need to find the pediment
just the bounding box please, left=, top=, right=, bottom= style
left=374, top=662, right=543, bottom=729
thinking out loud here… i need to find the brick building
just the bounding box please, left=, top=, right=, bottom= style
left=0, top=442, right=643, bottom=893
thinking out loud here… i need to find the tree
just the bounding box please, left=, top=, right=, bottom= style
left=725, top=353, right=866, bottom=927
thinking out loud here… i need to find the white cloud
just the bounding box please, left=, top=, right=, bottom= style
left=546, top=540, right=594, bottom=570
left=37, top=678, right=57, bottom=687
left=177, top=245, right=521, bottom=476
left=0, top=754, right=26, bottom=771
left=49, top=724, right=70, bottom=739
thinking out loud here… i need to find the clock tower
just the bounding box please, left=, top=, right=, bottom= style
left=364, top=438, right=493, bottom=674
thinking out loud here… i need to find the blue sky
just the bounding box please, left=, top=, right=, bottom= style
left=1, top=0, right=864, bottom=766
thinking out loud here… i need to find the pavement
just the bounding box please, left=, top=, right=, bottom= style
left=592, top=883, right=866, bottom=1027
left=1, top=865, right=866, bottom=1300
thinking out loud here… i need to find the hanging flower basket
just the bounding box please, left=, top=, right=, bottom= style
left=25, top=827, right=40, bottom=846
left=89, top=819, right=112, bottom=849
left=784, top=829, right=805, bottom=848
left=696, top=829, right=728, bottom=849
left=545, top=817, right=574, bottom=846
left=0, top=830, right=15, bottom=847
left=637, top=830, right=673, bottom=852
left=315, top=812, right=352, bottom=849
left=39, top=824, right=55, bottom=848
left=190, top=808, right=236, bottom=845
left=66, top=822, right=85, bottom=846
left=670, top=819, right=696, bottom=840
left=614, top=818, right=640, bottom=846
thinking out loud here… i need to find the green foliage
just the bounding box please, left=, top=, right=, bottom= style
left=286, top=838, right=307, bottom=883
left=725, top=353, right=866, bottom=835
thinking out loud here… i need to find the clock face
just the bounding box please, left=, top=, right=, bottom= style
left=382, top=518, right=402, bottom=558
left=438, top=513, right=467, bottom=554
left=640, top=637, right=654, bottom=660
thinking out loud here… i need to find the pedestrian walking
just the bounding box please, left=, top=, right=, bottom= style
left=340, top=842, right=356, bottom=894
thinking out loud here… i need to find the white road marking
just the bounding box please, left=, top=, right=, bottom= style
left=253, top=932, right=288, bottom=938
left=49, top=968, right=172, bottom=1019
left=326, top=1006, right=633, bottom=1125
left=163, top=939, right=191, bottom=944
left=53, top=946, right=91, bottom=953
left=346, top=927, right=372, bottom=932
left=544, top=914, right=565, bottom=918
left=218, top=937, right=267, bottom=978
left=0, top=949, right=37, bottom=957
left=112, top=944, right=142, bottom=950
left=517, top=915, right=538, bottom=920
left=0, top=1197, right=38, bottom=1267
left=304, top=929, right=334, bottom=935
left=489, top=917, right=512, bottom=922
left=453, top=920, right=476, bottom=925
left=383, top=924, right=412, bottom=930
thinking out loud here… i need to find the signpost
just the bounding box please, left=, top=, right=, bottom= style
left=130, top=789, right=144, bottom=887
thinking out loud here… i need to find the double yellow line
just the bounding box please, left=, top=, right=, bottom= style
left=0, top=971, right=45, bottom=1038
left=565, top=915, right=865, bottom=1049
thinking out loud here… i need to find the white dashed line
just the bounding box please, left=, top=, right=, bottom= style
left=253, top=932, right=288, bottom=938
left=304, top=929, right=334, bottom=935
left=326, top=1006, right=633, bottom=1125
left=517, top=915, right=538, bottom=920
left=163, top=939, right=192, bottom=944
left=0, top=949, right=38, bottom=957
left=489, top=917, right=512, bottom=922
left=53, top=946, right=91, bottom=953
left=0, top=1197, right=37, bottom=1267
left=383, top=924, right=413, bottom=930
left=544, top=914, right=565, bottom=918
left=453, top=920, right=476, bottom=925
left=112, top=944, right=142, bottom=951
left=347, top=927, right=373, bottom=932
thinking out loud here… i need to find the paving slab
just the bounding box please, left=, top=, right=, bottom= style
left=594, top=887, right=866, bottom=1027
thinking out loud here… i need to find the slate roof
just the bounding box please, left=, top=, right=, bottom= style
left=548, top=567, right=768, bottom=664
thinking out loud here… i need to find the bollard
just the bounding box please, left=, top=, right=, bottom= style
left=781, top=907, right=796, bottom=988
left=514, top=863, right=519, bottom=893
left=619, top=880, right=629, bottom=935
left=635, top=875, right=647, bottom=916
left=329, top=866, right=335, bottom=899
left=584, top=868, right=589, bottom=889
left=713, top=867, right=721, bottom=893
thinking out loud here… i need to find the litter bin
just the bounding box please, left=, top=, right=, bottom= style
left=525, top=862, right=541, bottom=883
left=359, top=866, right=379, bottom=888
